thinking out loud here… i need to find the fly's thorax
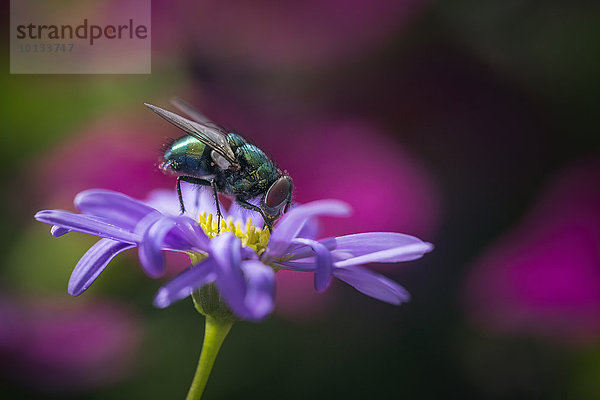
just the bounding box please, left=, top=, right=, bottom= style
left=227, top=133, right=275, bottom=172
left=226, top=133, right=247, bottom=149
left=222, top=168, right=281, bottom=199
left=222, top=171, right=261, bottom=197
left=238, top=147, right=279, bottom=185
left=222, top=133, right=279, bottom=196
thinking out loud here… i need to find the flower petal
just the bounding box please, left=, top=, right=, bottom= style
left=210, top=233, right=248, bottom=318
left=275, top=261, right=316, bottom=271
left=35, top=210, right=140, bottom=243
left=138, top=217, right=180, bottom=278
left=166, top=216, right=211, bottom=252
left=292, top=238, right=333, bottom=292
left=287, top=232, right=432, bottom=261
left=239, top=260, right=276, bottom=320
left=69, top=239, right=135, bottom=296
left=335, top=242, right=434, bottom=267
left=153, top=259, right=217, bottom=308
left=333, top=266, right=411, bottom=305
left=137, top=215, right=210, bottom=277
left=195, top=185, right=222, bottom=217
left=146, top=182, right=220, bottom=219
left=296, top=217, right=320, bottom=240
left=75, top=190, right=159, bottom=230
left=263, top=200, right=351, bottom=262
left=51, top=226, right=70, bottom=237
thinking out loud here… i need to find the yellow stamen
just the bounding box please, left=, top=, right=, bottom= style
left=198, top=213, right=270, bottom=256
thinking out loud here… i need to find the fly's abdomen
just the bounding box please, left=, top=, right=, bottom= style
left=161, top=136, right=218, bottom=178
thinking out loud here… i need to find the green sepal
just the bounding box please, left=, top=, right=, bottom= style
left=191, top=283, right=238, bottom=324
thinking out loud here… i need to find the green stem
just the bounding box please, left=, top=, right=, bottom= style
left=185, top=317, right=233, bottom=400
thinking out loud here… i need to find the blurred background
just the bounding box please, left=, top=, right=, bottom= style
left=1, top=0, right=600, bottom=398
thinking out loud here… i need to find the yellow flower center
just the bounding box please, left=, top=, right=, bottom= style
left=198, top=212, right=270, bottom=256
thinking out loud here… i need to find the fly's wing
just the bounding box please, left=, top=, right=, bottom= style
left=169, top=97, right=221, bottom=129
left=145, top=103, right=238, bottom=166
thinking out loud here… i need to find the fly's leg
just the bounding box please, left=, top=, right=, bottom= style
left=236, top=198, right=272, bottom=231
left=177, top=176, right=224, bottom=233
left=210, top=179, right=223, bottom=233
left=176, top=175, right=212, bottom=212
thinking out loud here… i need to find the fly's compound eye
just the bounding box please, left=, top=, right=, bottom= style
left=265, top=176, right=291, bottom=208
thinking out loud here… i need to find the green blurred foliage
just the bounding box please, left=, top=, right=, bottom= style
left=0, top=68, right=183, bottom=165
left=4, top=225, right=143, bottom=297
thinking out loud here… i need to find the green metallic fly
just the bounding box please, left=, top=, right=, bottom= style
left=145, top=99, right=293, bottom=231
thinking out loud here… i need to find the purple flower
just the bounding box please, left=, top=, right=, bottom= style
left=35, top=185, right=433, bottom=321
left=0, top=295, right=140, bottom=393
left=29, top=119, right=173, bottom=209
left=463, top=159, right=600, bottom=343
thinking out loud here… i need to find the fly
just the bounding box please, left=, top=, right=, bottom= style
left=145, top=99, right=293, bottom=231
